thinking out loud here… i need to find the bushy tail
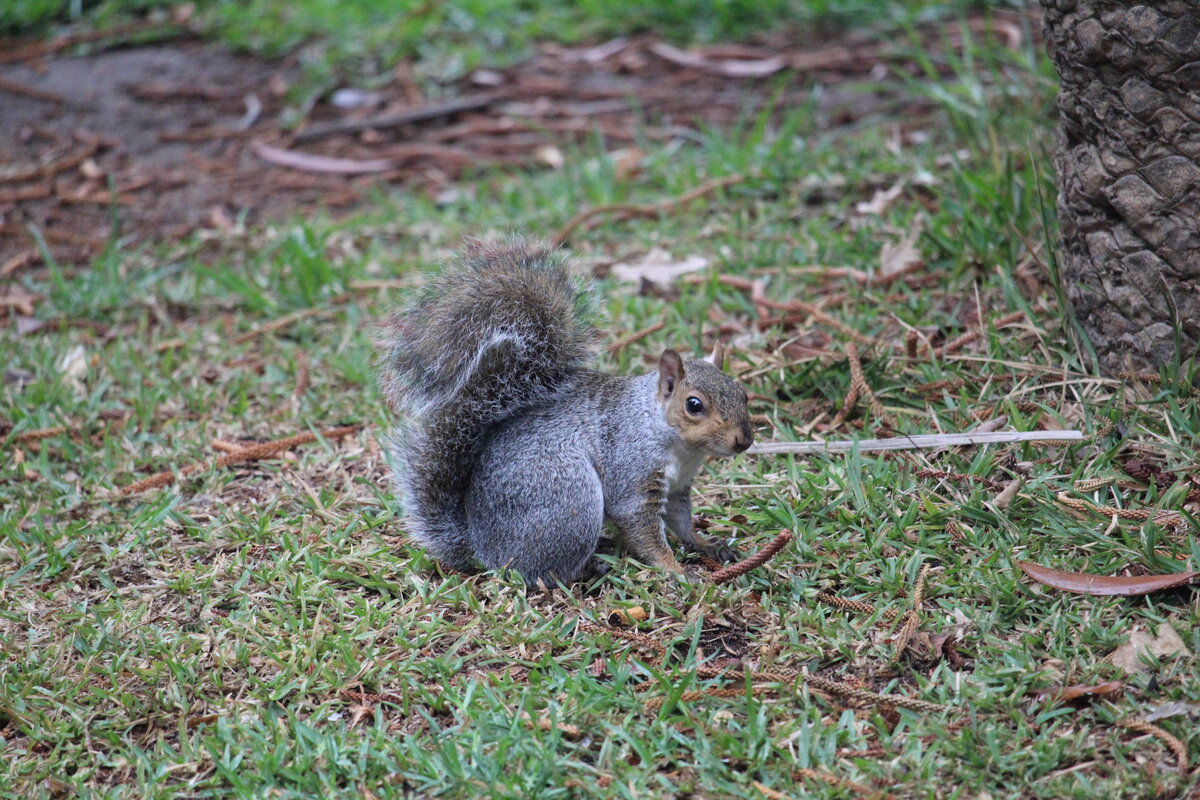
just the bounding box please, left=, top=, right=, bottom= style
left=379, top=236, right=597, bottom=569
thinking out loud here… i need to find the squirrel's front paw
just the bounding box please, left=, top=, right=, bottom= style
left=697, top=540, right=740, bottom=564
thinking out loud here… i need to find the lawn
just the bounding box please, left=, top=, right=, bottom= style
left=1, top=1, right=1198, bottom=798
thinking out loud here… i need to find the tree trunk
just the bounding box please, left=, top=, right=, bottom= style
left=1040, top=0, right=1200, bottom=373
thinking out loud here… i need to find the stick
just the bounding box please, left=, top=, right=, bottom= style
left=292, top=94, right=499, bottom=143
left=747, top=430, right=1083, bottom=454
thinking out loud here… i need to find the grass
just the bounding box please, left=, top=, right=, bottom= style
left=3, top=2, right=1200, bottom=799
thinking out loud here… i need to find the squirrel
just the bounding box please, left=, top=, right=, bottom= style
left=379, top=236, right=754, bottom=585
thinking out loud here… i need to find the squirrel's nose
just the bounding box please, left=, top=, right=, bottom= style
left=733, top=426, right=753, bottom=452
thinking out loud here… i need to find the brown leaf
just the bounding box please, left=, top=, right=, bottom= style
left=648, top=41, right=785, bottom=78
left=879, top=228, right=922, bottom=277
left=1109, top=624, right=1192, bottom=674
left=252, top=141, right=392, bottom=174
left=1032, top=680, right=1124, bottom=707
left=610, top=248, right=707, bottom=287
left=1017, top=561, right=1198, bottom=596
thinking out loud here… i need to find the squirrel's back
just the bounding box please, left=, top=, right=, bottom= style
left=380, top=236, right=597, bottom=569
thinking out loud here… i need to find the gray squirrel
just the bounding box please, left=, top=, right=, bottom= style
left=380, top=236, right=753, bottom=584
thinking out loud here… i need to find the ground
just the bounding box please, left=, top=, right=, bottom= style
left=1, top=2, right=1198, bottom=799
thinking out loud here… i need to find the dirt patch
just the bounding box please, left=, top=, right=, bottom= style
left=0, top=15, right=1028, bottom=270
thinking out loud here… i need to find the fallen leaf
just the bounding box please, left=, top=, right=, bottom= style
left=1109, top=624, right=1191, bottom=674
left=15, top=315, right=45, bottom=336
left=648, top=41, right=785, bottom=78
left=1017, top=561, right=1198, bottom=596
left=0, top=284, right=40, bottom=316
left=879, top=228, right=923, bottom=278
left=993, top=478, right=1023, bottom=509
left=1032, top=680, right=1124, bottom=707
left=536, top=144, right=565, bottom=169
left=607, top=606, right=647, bottom=624
left=1143, top=700, right=1200, bottom=722
left=611, top=248, right=708, bottom=287
left=854, top=179, right=905, bottom=216
left=609, top=148, right=644, bottom=181
left=252, top=141, right=392, bottom=174
left=59, top=344, right=87, bottom=392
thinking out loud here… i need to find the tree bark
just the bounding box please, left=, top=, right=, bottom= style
left=1040, top=0, right=1200, bottom=373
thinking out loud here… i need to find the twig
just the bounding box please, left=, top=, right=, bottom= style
left=893, top=563, right=930, bottom=661
left=916, top=468, right=1005, bottom=491
left=1115, top=718, right=1188, bottom=773
left=1056, top=492, right=1183, bottom=525
left=939, top=310, right=1025, bottom=358
left=709, top=531, right=793, bottom=583
left=606, top=321, right=665, bottom=355
left=116, top=425, right=360, bottom=496
left=830, top=341, right=889, bottom=429
left=748, top=430, right=1083, bottom=454
left=0, top=21, right=183, bottom=65
left=0, top=142, right=99, bottom=184
left=804, top=673, right=948, bottom=713
left=552, top=174, right=744, bottom=246
left=293, top=94, right=499, bottom=143
left=0, top=76, right=65, bottom=103
left=233, top=307, right=340, bottom=344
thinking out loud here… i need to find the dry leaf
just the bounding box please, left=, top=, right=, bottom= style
left=607, top=606, right=647, bottom=625
left=854, top=179, right=905, bottom=216
left=648, top=41, right=785, bottom=78
left=535, top=144, right=565, bottom=169
left=1143, top=700, right=1200, bottom=722
left=1109, top=624, right=1191, bottom=674
left=609, top=148, right=644, bottom=181
left=252, top=141, right=392, bottom=174
left=0, top=284, right=40, bottom=316
left=993, top=478, right=1023, bottom=509
left=611, top=248, right=708, bottom=287
left=59, top=344, right=87, bottom=392
left=1032, top=680, right=1124, bottom=707
left=1017, top=561, right=1198, bottom=596
left=879, top=228, right=922, bottom=277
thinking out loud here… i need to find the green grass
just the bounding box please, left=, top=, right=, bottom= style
left=3, top=3, right=1199, bottom=799
left=5, top=0, right=1029, bottom=99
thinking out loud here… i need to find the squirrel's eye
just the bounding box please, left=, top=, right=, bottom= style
left=685, top=396, right=704, bottom=415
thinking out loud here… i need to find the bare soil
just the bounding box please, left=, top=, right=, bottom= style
left=0, top=16, right=1024, bottom=270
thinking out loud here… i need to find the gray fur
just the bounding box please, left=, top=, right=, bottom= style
left=379, top=236, right=750, bottom=583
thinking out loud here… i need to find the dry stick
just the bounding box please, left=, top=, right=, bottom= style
left=233, top=307, right=339, bottom=344
left=10, top=425, right=69, bottom=444
left=792, top=768, right=888, bottom=799
left=804, top=674, right=947, bottom=714
left=939, top=310, right=1026, bottom=358
left=917, top=468, right=1006, bottom=492
left=117, top=425, right=360, bottom=496
left=815, top=592, right=900, bottom=619
left=1115, top=719, right=1189, bottom=774
left=0, top=75, right=65, bottom=103
left=759, top=296, right=874, bottom=345
left=274, top=350, right=312, bottom=416
left=552, top=173, right=744, bottom=246
left=0, top=20, right=181, bottom=64
left=748, top=430, right=1083, bottom=455
left=0, top=141, right=99, bottom=184
left=709, top=531, right=793, bottom=583
left=606, top=321, right=666, bottom=355
left=830, top=340, right=889, bottom=429
left=292, top=94, right=499, bottom=143
left=893, top=563, right=930, bottom=661
left=1056, top=492, right=1183, bottom=525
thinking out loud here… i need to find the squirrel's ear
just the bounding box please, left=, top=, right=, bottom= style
left=706, top=341, right=726, bottom=370
left=658, top=349, right=684, bottom=399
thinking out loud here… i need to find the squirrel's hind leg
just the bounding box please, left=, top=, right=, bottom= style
left=465, top=453, right=604, bottom=586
